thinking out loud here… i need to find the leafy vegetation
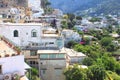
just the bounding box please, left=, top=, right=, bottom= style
left=63, top=23, right=120, bottom=80
left=31, top=68, right=40, bottom=80
left=41, top=0, right=53, bottom=14
left=64, top=64, right=88, bottom=80
left=89, top=17, right=101, bottom=22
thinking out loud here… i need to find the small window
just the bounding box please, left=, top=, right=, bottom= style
left=31, top=29, right=37, bottom=37
left=13, top=30, right=19, bottom=37
left=32, top=43, right=35, bottom=46
left=41, top=69, right=47, bottom=75
left=35, top=43, right=38, bottom=46
left=30, top=51, right=37, bottom=56
left=36, top=62, right=38, bottom=64
left=8, top=15, right=12, bottom=18
left=29, top=61, right=36, bottom=65
left=54, top=68, right=62, bottom=76
left=30, top=61, right=32, bottom=64
left=43, top=70, right=46, bottom=74
left=49, top=42, right=54, bottom=44
left=33, top=61, right=35, bottom=64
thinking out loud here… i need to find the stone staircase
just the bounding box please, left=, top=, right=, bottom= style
left=0, top=36, right=21, bottom=55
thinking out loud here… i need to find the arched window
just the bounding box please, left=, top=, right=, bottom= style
left=31, top=29, right=37, bottom=37
left=13, top=30, right=19, bottom=37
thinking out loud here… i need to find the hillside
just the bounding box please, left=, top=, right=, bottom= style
left=49, top=0, right=120, bottom=16
left=49, top=0, right=100, bottom=13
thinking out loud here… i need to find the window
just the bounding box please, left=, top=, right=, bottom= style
left=8, top=15, right=11, bottom=18
left=40, top=54, right=65, bottom=59
left=0, top=65, right=2, bottom=74
left=40, top=54, right=48, bottom=59
left=30, top=50, right=37, bottom=56
left=41, top=69, right=47, bottom=75
left=49, top=42, right=54, bottom=44
left=36, top=62, right=38, bottom=64
left=71, top=58, right=78, bottom=63
left=42, top=70, right=46, bottom=74
left=13, top=30, right=19, bottom=37
left=29, top=61, right=38, bottom=65
left=2, top=14, right=7, bottom=18
left=32, top=43, right=35, bottom=46
left=49, top=54, right=56, bottom=58
left=26, top=33, right=28, bottom=35
left=57, top=54, right=65, bottom=58
left=33, top=61, right=35, bottom=64
left=31, top=29, right=37, bottom=37
left=55, top=68, right=62, bottom=76
left=30, top=61, right=32, bottom=64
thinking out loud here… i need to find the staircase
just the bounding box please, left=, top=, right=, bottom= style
left=0, top=36, right=21, bottom=55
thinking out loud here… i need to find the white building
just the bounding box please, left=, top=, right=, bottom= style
left=65, top=48, right=86, bottom=65
left=62, top=29, right=82, bottom=44
left=0, top=55, right=25, bottom=80
left=0, top=23, right=42, bottom=47
left=74, top=25, right=87, bottom=31
left=7, top=7, right=26, bottom=23
left=0, top=22, right=64, bottom=70
left=52, top=9, right=63, bottom=17
left=0, top=38, right=29, bottom=80
left=0, top=23, right=64, bottom=49
left=28, top=0, right=44, bottom=18
left=28, top=0, right=41, bottom=9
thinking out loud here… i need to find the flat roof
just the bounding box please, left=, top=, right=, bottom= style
left=62, top=29, right=74, bottom=32
left=0, top=23, right=43, bottom=26
left=64, top=48, right=86, bottom=57
left=37, top=49, right=66, bottom=54
left=42, top=34, right=60, bottom=38
left=37, top=47, right=86, bottom=57
left=70, top=65, right=88, bottom=69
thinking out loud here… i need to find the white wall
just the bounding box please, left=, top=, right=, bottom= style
left=0, top=23, right=42, bottom=47
left=0, top=55, right=24, bottom=75
left=41, top=38, right=57, bottom=47
left=40, top=60, right=66, bottom=67
left=28, top=0, right=41, bottom=9
left=0, top=23, right=64, bottom=48
left=62, top=30, right=82, bottom=43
